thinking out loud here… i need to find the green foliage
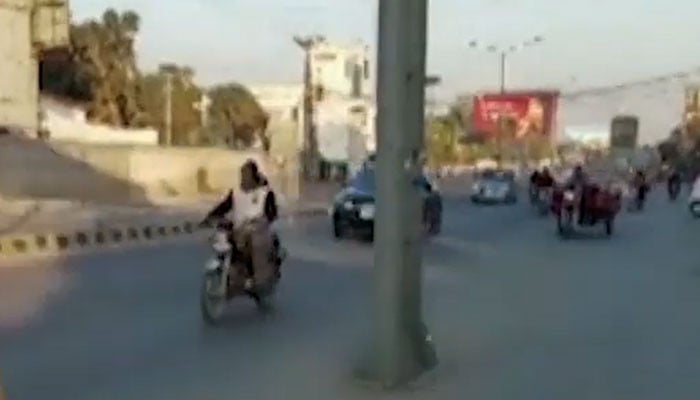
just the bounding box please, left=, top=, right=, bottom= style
left=38, top=8, right=269, bottom=150
left=206, top=84, right=270, bottom=150
left=425, top=117, right=458, bottom=167
left=140, top=66, right=202, bottom=145
left=40, top=8, right=149, bottom=127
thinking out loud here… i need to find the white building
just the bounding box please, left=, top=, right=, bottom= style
left=247, top=83, right=303, bottom=123
left=247, top=38, right=376, bottom=168
left=309, top=39, right=372, bottom=98
left=560, top=125, right=610, bottom=149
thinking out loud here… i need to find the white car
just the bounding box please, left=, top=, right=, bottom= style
left=689, top=176, right=700, bottom=218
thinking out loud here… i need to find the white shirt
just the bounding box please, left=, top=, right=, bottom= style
left=232, top=186, right=269, bottom=227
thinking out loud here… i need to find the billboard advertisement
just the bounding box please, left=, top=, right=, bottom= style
left=471, top=90, right=559, bottom=140
left=609, top=115, right=639, bottom=150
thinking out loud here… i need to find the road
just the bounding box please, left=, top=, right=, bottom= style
left=2, top=189, right=700, bottom=399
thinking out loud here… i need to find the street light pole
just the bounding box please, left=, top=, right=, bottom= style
left=358, top=0, right=436, bottom=387
left=294, top=35, right=324, bottom=181
left=468, top=36, right=543, bottom=165
left=499, top=51, right=506, bottom=94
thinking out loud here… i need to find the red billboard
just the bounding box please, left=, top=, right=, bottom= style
left=472, top=90, right=559, bottom=140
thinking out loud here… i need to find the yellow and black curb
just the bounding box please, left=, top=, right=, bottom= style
left=0, top=220, right=203, bottom=259
left=0, top=206, right=329, bottom=260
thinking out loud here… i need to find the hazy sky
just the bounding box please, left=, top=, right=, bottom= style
left=70, top=0, right=700, bottom=94
left=70, top=0, right=700, bottom=141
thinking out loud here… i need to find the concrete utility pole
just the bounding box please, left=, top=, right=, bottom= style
left=294, top=35, right=323, bottom=180
left=359, top=0, right=436, bottom=387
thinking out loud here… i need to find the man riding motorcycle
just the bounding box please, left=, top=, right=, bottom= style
left=564, top=165, right=590, bottom=224
left=535, top=167, right=555, bottom=188
left=632, top=169, right=649, bottom=209
left=667, top=167, right=681, bottom=199
left=202, top=160, right=280, bottom=290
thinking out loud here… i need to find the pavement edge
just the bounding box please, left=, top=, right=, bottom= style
left=0, top=205, right=329, bottom=261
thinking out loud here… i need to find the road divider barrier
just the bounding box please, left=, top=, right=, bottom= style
left=0, top=205, right=329, bottom=260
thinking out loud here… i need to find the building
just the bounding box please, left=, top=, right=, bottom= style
left=0, top=0, right=69, bottom=135
left=560, top=125, right=610, bottom=150
left=308, top=39, right=372, bottom=98
left=247, top=38, right=376, bottom=174
left=247, top=83, right=304, bottom=124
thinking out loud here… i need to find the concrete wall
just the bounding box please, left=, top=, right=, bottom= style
left=0, top=134, right=300, bottom=207
left=0, top=2, right=38, bottom=134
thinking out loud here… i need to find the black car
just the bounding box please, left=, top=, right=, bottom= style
left=331, top=166, right=442, bottom=241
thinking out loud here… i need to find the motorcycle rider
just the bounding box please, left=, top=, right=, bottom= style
left=535, top=166, right=555, bottom=189
left=667, top=166, right=681, bottom=199
left=632, top=169, right=649, bottom=208
left=565, top=165, right=590, bottom=224
left=203, top=160, right=279, bottom=290
left=529, top=169, right=541, bottom=200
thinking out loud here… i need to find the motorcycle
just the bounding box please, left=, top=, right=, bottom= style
left=668, top=180, right=681, bottom=201
left=199, top=218, right=285, bottom=325
left=627, top=185, right=648, bottom=212
left=552, top=185, right=620, bottom=238
left=534, top=187, right=552, bottom=216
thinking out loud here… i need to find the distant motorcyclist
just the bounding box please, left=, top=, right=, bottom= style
left=529, top=169, right=541, bottom=201
left=535, top=167, right=555, bottom=188
left=632, top=169, right=649, bottom=209
left=667, top=167, right=681, bottom=199
left=203, top=160, right=279, bottom=289
left=564, top=165, right=590, bottom=224
left=566, top=165, right=588, bottom=188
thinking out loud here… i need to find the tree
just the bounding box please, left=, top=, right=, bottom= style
left=425, top=117, right=457, bottom=167
left=206, top=84, right=269, bottom=150
left=39, top=9, right=149, bottom=128
left=140, top=65, right=203, bottom=145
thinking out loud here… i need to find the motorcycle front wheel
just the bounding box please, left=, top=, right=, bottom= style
left=200, top=274, right=227, bottom=325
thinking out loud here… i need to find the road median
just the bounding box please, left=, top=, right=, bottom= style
left=0, top=201, right=329, bottom=261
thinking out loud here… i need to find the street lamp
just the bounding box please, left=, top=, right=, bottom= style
left=467, top=36, right=543, bottom=166
left=293, top=34, right=325, bottom=180
left=467, top=35, right=544, bottom=94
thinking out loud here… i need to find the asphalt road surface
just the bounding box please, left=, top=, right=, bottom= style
left=2, top=189, right=700, bottom=400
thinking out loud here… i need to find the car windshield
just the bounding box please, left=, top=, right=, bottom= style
left=481, top=170, right=512, bottom=182
left=348, top=169, right=376, bottom=192
left=349, top=167, right=430, bottom=193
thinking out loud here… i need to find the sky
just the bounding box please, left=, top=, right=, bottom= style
left=70, top=0, right=700, bottom=142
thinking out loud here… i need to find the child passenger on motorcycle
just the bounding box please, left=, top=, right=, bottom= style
left=203, top=160, right=279, bottom=290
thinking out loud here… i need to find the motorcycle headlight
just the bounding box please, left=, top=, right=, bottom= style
left=563, top=191, right=576, bottom=201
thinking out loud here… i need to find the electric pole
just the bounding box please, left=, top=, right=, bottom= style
left=358, top=0, right=436, bottom=387
left=294, top=35, right=324, bottom=180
